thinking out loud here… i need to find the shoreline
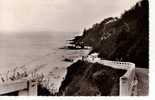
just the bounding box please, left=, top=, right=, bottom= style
left=0, top=45, right=91, bottom=93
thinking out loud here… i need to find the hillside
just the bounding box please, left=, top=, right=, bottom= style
left=72, top=0, right=149, bottom=68
left=58, top=60, right=126, bottom=96
left=58, top=0, right=149, bottom=96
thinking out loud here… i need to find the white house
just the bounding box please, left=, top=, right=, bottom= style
left=86, top=53, right=101, bottom=62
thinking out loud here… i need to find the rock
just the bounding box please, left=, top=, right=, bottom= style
left=58, top=60, right=126, bottom=96
left=63, top=58, right=73, bottom=62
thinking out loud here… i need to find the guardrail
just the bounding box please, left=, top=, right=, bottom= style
left=0, top=79, right=38, bottom=96
left=101, top=60, right=138, bottom=96
left=100, top=60, right=138, bottom=96
left=81, top=56, right=138, bottom=96
left=0, top=57, right=137, bottom=96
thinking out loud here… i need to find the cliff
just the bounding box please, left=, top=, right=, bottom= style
left=72, top=0, right=149, bottom=68
left=59, top=60, right=126, bottom=96
left=58, top=0, right=149, bottom=96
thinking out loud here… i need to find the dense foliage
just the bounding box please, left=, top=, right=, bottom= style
left=73, top=0, right=149, bottom=68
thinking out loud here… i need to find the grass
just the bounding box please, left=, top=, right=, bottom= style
left=0, top=65, right=58, bottom=96
left=0, top=65, right=28, bottom=83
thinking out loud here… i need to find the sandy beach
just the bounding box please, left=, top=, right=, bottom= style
left=0, top=32, right=90, bottom=92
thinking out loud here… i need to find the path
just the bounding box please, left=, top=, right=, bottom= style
left=135, top=68, right=149, bottom=96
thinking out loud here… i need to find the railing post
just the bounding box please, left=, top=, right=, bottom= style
left=28, top=81, right=38, bottom=96
left=120, top=77, right=130, bottom=96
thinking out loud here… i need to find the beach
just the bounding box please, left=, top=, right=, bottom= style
left=0, top=32, right=90, bottom=91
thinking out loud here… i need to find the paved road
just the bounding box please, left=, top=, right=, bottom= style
left=135, top=68, right=149, bottom=96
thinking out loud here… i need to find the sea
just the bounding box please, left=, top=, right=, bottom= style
left=0, top=32, right=90, bottom=91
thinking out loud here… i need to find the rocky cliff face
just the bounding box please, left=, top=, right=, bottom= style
left=73, top=0, right=149, bottom=68
left=59, top=60, right=126, bottom=96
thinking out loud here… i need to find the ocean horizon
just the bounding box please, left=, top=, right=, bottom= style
left=0, top=31, right=90, bottom=73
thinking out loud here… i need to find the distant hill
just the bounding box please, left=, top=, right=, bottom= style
left=73, top=0, right=149, bottom=68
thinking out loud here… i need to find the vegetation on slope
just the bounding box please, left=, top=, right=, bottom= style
left=72, top=0, right=149, bottom=68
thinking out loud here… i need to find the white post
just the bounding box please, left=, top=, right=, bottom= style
left=28, top=81, right=38, bottom=96
left=120, top=76, right=130, bottom=96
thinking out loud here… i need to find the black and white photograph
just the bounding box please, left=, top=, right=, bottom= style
left=0, top=0, right=149, bottom=97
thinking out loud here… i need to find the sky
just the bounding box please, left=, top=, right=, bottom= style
left=0, top=0, right=140, bottom=33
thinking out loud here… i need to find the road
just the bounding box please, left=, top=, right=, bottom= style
left=136, top=68, right=149, bottom=96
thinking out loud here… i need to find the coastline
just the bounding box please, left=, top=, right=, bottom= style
left=0, top=42, right=91, bottom=93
